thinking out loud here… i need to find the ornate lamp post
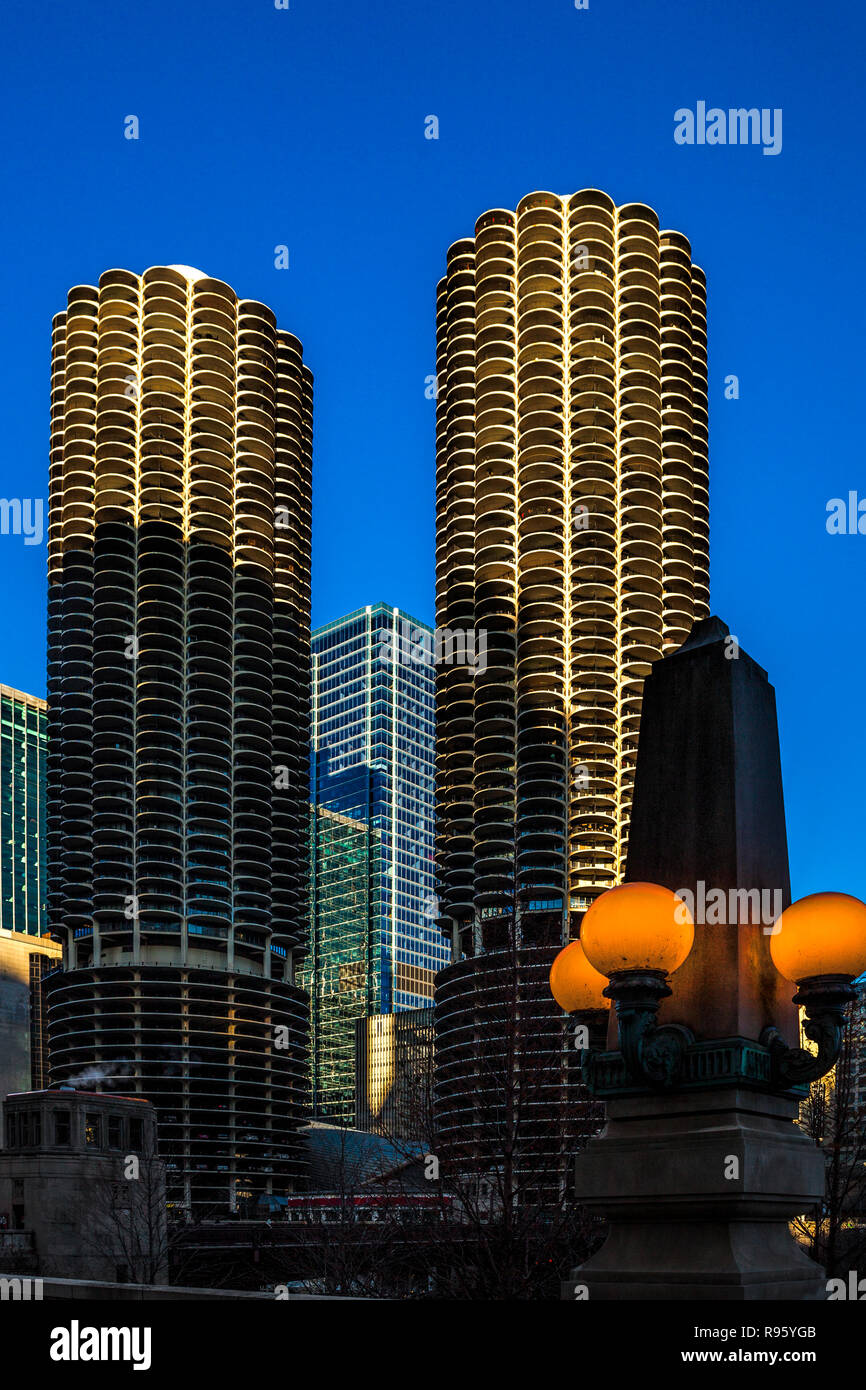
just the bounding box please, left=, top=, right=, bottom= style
left=552, top=616, right=866, bottom=1300
left=556, top=884, right=866, bottom=1097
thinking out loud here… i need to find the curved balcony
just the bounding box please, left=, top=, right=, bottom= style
left=434, top=194, right=708, bottom=954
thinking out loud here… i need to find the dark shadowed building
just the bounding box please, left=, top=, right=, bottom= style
left=44, top=265, right=313, bottom=1213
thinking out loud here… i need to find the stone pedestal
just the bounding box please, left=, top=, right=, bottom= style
left=623, top=615, right=798, bottom=1049
left=567, top=1087, right=825, bottom=1300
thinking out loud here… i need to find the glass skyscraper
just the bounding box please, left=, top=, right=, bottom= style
left=304, top=603, right=445, bottom=1122
left=0, top=685, right=47, bottom=937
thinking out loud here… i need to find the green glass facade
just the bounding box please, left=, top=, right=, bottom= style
left=305, top=808, right=383, bottom=1124
left=0, top=686, right=47, bottom=937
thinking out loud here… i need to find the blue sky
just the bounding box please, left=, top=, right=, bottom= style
left=0, top=0, right=862, bottom=899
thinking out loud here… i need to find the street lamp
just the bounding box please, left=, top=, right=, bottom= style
left=550, top=615, right=866, bottom=1300
left=556, top=882, right=695, bottom=1089
left=763, top=891, right=866, bottom=1086
left=554, top=883, right=866, bottom=1093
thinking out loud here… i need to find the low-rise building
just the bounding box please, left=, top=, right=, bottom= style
left=0, top=1088, right=166, bottom=1283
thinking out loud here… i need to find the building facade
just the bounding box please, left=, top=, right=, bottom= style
left=0, top=930, right=62, bottom=1142
left=44, top=264, right=313, bottom=1213
left=435, top=189, right=709, bottom=944
left=303, top=604, right=445, bottom=1122
left=305, top=806, right=380, bottom=1126
left=355, top=1007, right=433, bottom=1139
left=0, top=686, right=47, bottom=938
left=433, top=190, right=710, bottom=1189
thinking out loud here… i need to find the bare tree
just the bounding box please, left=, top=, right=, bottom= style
left=363, top=903, right=606, bottom=1299
left=793, top=992, right=866, bottom=1277
left=78, top=1130, right=174, bottom=1285
left=282, top=1124, right=424, bottom=1297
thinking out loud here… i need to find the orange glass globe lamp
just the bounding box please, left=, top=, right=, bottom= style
left=549, top=938, right=610, bottom=1052
left=770, top=891, right=866, bottom=986
left=580, top=881, right=694, bottom=981
left=763, top=892, right=866, bottom=1088
left=550, top=938, right=611, bottom=1014
left=576, top=882, right=696, bottom=1091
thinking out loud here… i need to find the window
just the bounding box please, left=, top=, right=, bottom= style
left=128, top=1118, right=144, bottom=1152
left=85, top=1114, right=102, bottom=1148
left=108, top=1116, right=123, bottom=1149
left=18, top=1111, right=41, bottom=1146
left=53, top=1110, right=71, bottom=1146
